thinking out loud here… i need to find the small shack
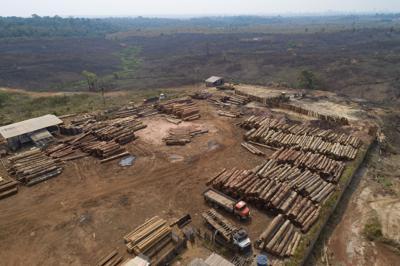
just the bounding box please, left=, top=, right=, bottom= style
left=0, top=114, right=63, bottom=150
left=205, top=76, right=224, bottom=87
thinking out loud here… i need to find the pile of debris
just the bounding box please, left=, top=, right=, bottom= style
left=0, top=176, right=18, bottom=200
left=156, top=98, right=200, bottom=121
left=7, top=148, right=63, bottom=186
left=257, top=214, right=302, bottom=257
left=163, top=126, right=208, bottom=146
left=124, top=216, right=172, bottom=255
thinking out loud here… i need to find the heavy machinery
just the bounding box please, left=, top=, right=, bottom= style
left=203, top=188, right=250, bottom=220
left=202, top=208, right=251, bottom=252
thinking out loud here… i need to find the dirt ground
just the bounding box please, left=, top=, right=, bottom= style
left=0, top=101, right=270, bottom=265
left=0, top=87, right=398, bottom=266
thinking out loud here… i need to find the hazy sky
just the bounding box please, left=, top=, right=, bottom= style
left=1, top=0, right=400, bottom=17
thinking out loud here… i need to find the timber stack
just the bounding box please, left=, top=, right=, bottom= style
left=163, top=127, right=208, bottom=146
left=156, top=97, right=200, bottom=121
left=240, top=115, right=361, bottom=148
left=241, top=142, right=265, bottom=156
left=207, top=167, right=322, bottom=232
left=0, top=176, right=19, bottom=200
left=241, top=116, right=359, bottom=160
left=218, top=110, right=240, bottom=118
left=220, top=94, right=250, bottom=106
left=273, top=103, right=349, bottom=126
left=107, top=104, right=158, bottom=119
left=7, top=148, right=63, bottom=186
left=257, top=214, right=302, bottom=257
left=270, top=147, right=345, bottom=182
left=124, top=216, right=172, bottom=256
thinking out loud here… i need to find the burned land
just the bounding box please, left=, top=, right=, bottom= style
left=0, top=15, right=400, bottom=266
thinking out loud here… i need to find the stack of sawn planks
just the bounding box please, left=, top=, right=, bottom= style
left=7, top=148, right=63, bottom=186
left=207, top=167, right=322, bottom=232
left=156, top=98, right=200, bottom=121
left=0, top=177, right=18, bottom=200
left=124, top=216, right=172, bottom=256
left=270, top=147, right=345, bottom=183
left=257, top=214, right=302, bottom=257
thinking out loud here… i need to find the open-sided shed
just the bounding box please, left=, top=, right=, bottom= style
left=0, top=114, right=62, bottom=150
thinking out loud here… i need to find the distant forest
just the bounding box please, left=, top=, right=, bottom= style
left=1, top=14, right=400, bottom=38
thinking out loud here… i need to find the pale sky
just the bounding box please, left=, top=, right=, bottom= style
left=1, top=0, right=400, bottom=17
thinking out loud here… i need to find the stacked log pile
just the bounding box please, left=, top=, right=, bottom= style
left=48, top=117, right=147, bottom=161
left=255, top=160, right=335, bottom=203
left=0, top=177, right=18, bottom=200
left=240, top=116, right=359, bottom=160
left=156, top=98, right=200, bottom=121
left=218, top=110, right=240, bottom=118
left=270, top=147, right=345, bottom=182
left=273, top=103, right=349, bottom=126
left=207, top=167, right=322, bottom=232
left=241, top=142, right=265, bottom=156
left=257, top=214, right=302, bottom=257
left=107, top=105, right=158, bottom=119
left=163, top=127, right=208, bottom=146
left=234, top=89, right=289, bottom=105
left=124, top=216, right=172, bottom=255
left=220, top=94, right=250, bottom=106
left=240, top=116, right=361, bottom=148
left=7, top=148, right=63, bottom=186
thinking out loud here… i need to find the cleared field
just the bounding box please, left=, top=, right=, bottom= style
left=0, top=85, right=377, bottom=265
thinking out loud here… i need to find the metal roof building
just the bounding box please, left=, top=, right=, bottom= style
left=0, top=114, right=62, bottom=139
left=205, top=76, right=224, bottom=87
left=0, top=114, right=62, bottom=150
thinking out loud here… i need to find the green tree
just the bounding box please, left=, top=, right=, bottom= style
left=0, top=92, right=9, bottom=108
left=298, top=70, right=317, bottom=90
left=81, top=70, right=98, bottom=91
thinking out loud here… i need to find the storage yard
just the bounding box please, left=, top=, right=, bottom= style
left=0, top=84, right=375, bottom=265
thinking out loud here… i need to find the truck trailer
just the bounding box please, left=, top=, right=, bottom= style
left=203, top=188, right=250, bottom=220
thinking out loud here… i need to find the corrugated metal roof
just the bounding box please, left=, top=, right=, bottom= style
left=206, top=76, right=223, bottom=83
left=0, top=114, right=62, bottom=139
left=122, top=256, right=150, bottom=266
left=205, top=253, right=234, bottom=266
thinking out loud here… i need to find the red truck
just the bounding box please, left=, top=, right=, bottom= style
left=203, top=188, right=250, bottom=220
